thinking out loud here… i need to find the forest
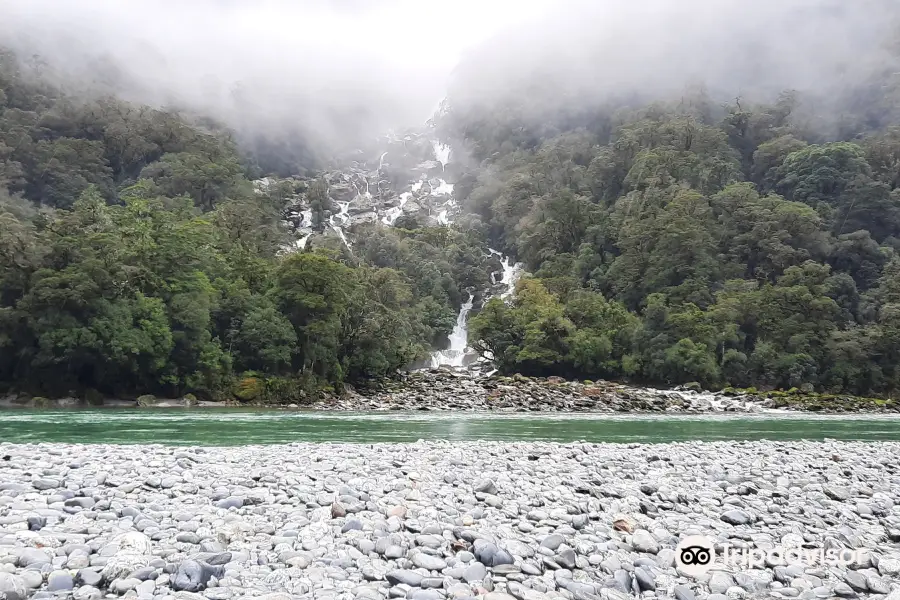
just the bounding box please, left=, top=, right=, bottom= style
left=5, top=30, right=900, bottom=400
left=452, top=86, right=900, bottom=395
left=0, top=48, right=489, bottom=400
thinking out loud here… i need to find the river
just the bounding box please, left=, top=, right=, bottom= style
left=2, top=410, right=899, bottom=445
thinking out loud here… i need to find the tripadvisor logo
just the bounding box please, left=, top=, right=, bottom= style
left=676, top=536, right=716, bottom=577
left=675, top=535, right=868, bottom=577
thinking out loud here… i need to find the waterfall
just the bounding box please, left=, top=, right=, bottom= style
left=430, top=293, right=474, bottom=367
left=499, top=258, right=524, bottom=299
left=432, top=141, right=451, bottom=171
left=425, top=142, right=523, bottom=370
left=329, top=201, right=352, bottom=249
left=382, top=192, right=412, bottom=226
left=433, top=179, right=454, bottom=196
left=428, top=253, right=523, bottom=371
left=378, top=151, right=388, bottom=171
left=489, top=248, right=524, bottom=299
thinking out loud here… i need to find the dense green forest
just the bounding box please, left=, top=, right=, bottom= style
left=0, top=49, right=487, bottom=400
left=450, top=87, right=900, bottom=396
left=6, top=28, right=900, bottom=401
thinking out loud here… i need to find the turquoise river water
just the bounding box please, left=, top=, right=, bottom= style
left=1, top=409, right=899, bottom=445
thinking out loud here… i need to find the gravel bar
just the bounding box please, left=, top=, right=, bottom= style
left=0, top=441, right=899, bottom=600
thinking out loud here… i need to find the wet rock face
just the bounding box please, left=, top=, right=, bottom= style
left=262, top=127, right=461, bottom=254
left=0, top=440, right=897, bottom=599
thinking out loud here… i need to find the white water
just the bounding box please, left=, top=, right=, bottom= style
left=663, top=389, right=783, bottom=414
left=265, top=133, right=521, bottom=366
left=433, top=179, right=454, bottom=196
left=428, top=142, right=471, bottom=368
left=427, top=145, right=524, bottom=369
left=329, top=201, right=352, bottom=249
left=432, top=141, right=451, bottom=171
left=382, top=192, right=412, bottom=226
left=430, top=293, right=474, bottom=368
left=489, top=249, right=525, bottom=300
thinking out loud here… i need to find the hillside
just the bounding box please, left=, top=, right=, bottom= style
left=5, top=7, right=900, bottom=400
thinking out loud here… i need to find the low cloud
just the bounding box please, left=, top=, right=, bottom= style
left=2, top=0, right=897, bottom=157
left=0, top=0, right=550, bottom=154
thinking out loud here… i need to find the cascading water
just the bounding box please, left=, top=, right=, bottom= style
left=489, top=249, right=525, bottom=299
left=382, top=192, right=412, bottom=226
left=430, top=178, right=455, bottom=224
left=432, top=179, right=454, bottom=196
left=264, top=127, right=523, bottom=369
left=430, top=293, right=474, bottom=367
left=330, top=201, right=352, bottom=249
left=429, top=251, right=522, bottom=369
left=432, top=141, right=451, bottom=171
left=427, top=146, right=523, bottom=369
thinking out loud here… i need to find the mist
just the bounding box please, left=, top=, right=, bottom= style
left=0, top=0, right=550, bottom=159
left=2, top=0, right=898, bottom=161
left=449, top=0, right=900, bottom=122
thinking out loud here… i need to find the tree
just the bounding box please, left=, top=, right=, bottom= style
left=306, top=179, right=332, bottom=231
left=140, top=150, right=244, bottom=211
left=231, top=305, right=297, bottom=374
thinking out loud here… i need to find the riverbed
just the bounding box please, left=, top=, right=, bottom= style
left=2, top=410, right=900, bottom=444
left=0, top=440, right=897, bottom=600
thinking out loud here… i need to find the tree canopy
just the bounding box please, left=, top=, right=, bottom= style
left=452, top=90, right=900, bottom=396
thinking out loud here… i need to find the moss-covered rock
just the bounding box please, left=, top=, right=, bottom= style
left=183, top=393, right=198, bottom=406
left=136, top=394, right=157, bottom=407
left=761, top=388, right=898, bottom=412
left=234, top=377, right=264, bottom=402
left=30, top=396, right=50, bottom=408
left=263, top=377, right=307, bottom=405
left=683, top=381, right=702, bottom=392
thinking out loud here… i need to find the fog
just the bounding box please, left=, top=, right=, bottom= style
left=0, top=0, right=550, bottom=152
left=449, top=0, right=900, bottom=113
left=1, top=0, right=898, bottom=156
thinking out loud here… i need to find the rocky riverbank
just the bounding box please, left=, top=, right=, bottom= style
left=315, top=371, right=899, bottom=414
left=314, top=372, right=764, bottom=413
left=0, top=441, right=898, bottom=600
left=2, top=370, right=899, bottom=413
